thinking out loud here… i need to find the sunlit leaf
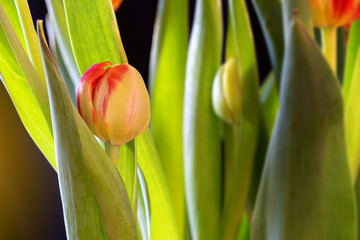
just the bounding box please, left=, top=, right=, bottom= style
left=0, top=2, right=55, bottom=168
left=38, top=21, right=102, bottom=240
left=38, top=21, right=137, bottom=240
left=149, top=0, right=188, bottom=236
left=183, top=0, right=223, bottom=239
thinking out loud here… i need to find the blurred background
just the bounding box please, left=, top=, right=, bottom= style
left=0, top=0, right=270, bottom=239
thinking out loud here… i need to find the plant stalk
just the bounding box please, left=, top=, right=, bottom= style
left=321, top=27, right=337, bottom=74
left=132, top=138, right=138, bottom=223
left=105, top=142, right=121, bottom=166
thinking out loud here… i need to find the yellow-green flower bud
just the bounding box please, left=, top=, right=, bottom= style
left=212, top=57, right=242, bottom=124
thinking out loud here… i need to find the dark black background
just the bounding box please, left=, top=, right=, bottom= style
left=0, top=0, right=270, bottom=239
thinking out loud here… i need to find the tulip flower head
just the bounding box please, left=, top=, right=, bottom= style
left=112, top=0, right=123, bottom=11
left=310, top=0, right=360, bottom=27
left=77, top=61, right=150, bottom=146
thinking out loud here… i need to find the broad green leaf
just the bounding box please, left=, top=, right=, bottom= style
left=0, top=2, right=51, bottom=129
left=222, top=0, right=261, bottom=238
left=38, top=21, right=137, bottom=240
left=137, top=130, right=179, bottom=240
left=45, top=0, right=81, bottom=90
left=15, top=0, right=45, bottom=84
left=282, top=0, right=313, bottom=41
left=345, top=50, right=360, bottom=182
left=251, top=18, right=356, bottom=240
left=183, top=0, right=222, bottom=239
left=343, top=19, right=360, bottom=106
left=251, top=0, right=284, bottom=82
left=0, top=2, right=55, bottom=168
left=38, top=21, right=102, bottom=240
left=0, top=0, right=26, bottom=51
left=63, top=0, right=122, bottom=73
left=149, top=0, right=188, bottom=236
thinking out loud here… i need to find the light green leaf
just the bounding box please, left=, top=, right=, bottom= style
left=38, top=21, right=102, bottom=240
left=119, top=140, right=136, bottom=206
left=137, top=130, right=180, bottom=240
left=63, top=0, right=122, bottom=73
left=343, top=19, right=360, bottom=106
left=137, top=168, right=151, bottom=240
left=0, top=1, right=55, bottom=168
left=38, top=21, right=137, bottom=240
left=15, top=0, right=46, bottom=84
left=0, top=2, right=51, bottom=129
left=183, top=0, right=223, bottom=239
left=259, top=72, right=279, bottom=135
left=251, top=18, right=356, bottom=240
left=149, top=0, right=188, bottom=236
left=222, top=0, right=261, bottom=238
left=45, top=0, right=81, bottom=89
left=345, top=50, right=360, bottom=182
left=251, top=0, right=284, bottom=82
left=0, top=0, right=26, bottom=51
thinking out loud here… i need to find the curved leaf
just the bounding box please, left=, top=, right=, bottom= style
left=149, top=0, right=188, bottom=235
left=251, top=18, right=356, bottom=240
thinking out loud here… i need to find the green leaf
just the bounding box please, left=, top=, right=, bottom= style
left=0, top=2, right=51, bottom=129
left=251, top=0, right=284, bottom=82
left=38, top=21, right=102, bottom=240
left=137, top=130, right=180, bottom=239
left=0, top=1, right=55, bottom=168
left=45, top=0, right=81, bottom=89
left=63, top=0, right=122, bottom=73
left=15, top=0, right=46, bottom=84
left=343, top=19, right=360, bottom=106
left=119, top=140, right=136, bottom=206
left=183, top=0, right=223, bottom=239
left=137, top=168, right=151, bottom=240
left=251, top=18, right=356, bottom=240
left=345, top=50, right=360, bottom=181
left=282, top=0, right=313, bottom=41
left=0, top=0, right=26, bottom=51
left=149, top=0, right=188, bottom=236
left=38, top=21, right=137, bottom=240
left=221, top=0, right=261, bottom=238
left=259, top=72, right=279, bottom=135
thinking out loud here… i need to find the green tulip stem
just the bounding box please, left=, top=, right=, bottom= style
left=132, top=138, right=138, bottom=223
left=105, top=142, right=121, bottom=166
left=321, top=27, right=337, bottom=74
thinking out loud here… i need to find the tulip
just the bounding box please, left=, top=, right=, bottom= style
left=212, top=57, right=242, bottom=124
left=77, top=61, right=150, bottom=164
left=310, top=0, right=360, bottom=28
left=112, top=0, right=123, bottom=11
left=310, top=0, right=360, bottom=73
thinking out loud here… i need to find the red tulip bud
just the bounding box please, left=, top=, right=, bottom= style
left=77, top=61, right=150, bottom=146
left=310, top=0, right=360, bottom=27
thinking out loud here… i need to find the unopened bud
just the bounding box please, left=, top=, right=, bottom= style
left=77, top=61, right=150, bottom=146
left=212, top=57, right=242, bottom=124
